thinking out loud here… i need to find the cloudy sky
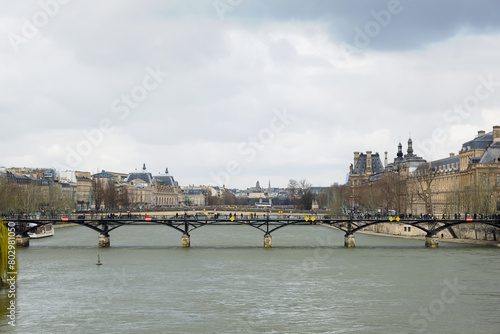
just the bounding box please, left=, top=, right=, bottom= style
left=1, top=0, right=500, bottom=189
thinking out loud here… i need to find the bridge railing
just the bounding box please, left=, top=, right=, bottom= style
left=3, top=211, right=500, bottom=222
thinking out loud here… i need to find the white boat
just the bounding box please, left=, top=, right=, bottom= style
left=28, top=223, right=55, bottom=239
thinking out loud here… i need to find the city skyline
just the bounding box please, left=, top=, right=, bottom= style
left=2, top=125, right=498, bottom=191
left=1, top=1, right=500, bottom=188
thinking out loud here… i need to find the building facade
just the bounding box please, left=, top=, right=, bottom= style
left=124, top=164, right=182, bottom=209
left=349, top=125, right=500, bottom=217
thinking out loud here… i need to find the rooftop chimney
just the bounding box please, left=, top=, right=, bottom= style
left=478, top=130, right=486, bottom=137
left=366, top=151, right=372, bottom=173
left=384, top=151, right=388, bottom=167
left=450, top=153, right=455, bottom=157
left=354, top=152, right=360, bottom=167
left=494, top=126, right=500, bottom=143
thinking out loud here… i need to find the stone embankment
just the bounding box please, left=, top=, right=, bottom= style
left=357, top=229, right=500, bottom=247
left=53, top=223, right=79, bottom=229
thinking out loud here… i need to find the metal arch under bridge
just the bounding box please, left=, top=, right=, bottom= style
left=6, top=215, right=500, bottom=248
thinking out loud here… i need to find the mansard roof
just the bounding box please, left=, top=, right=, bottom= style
left=479, top=141, right=500, bottom=164
left=352, top=153, right=385, bottom=175
left=368, top=173, right=384, bottom=182
left=430, top=155, right=460, bottom=172
left=462, top=131, right=493, bottom=150
left=153, top=168, right=176, bottom=186
left=125, top=165, right=153, bottom=184
left=460, top=129, right=500, bottom=164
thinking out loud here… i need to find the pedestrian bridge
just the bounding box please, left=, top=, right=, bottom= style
left=6, top=213, right=500, bottom=248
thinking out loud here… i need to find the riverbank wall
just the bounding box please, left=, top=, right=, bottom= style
left=319, top=222, right=500, bottom=247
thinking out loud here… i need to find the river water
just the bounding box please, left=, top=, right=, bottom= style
left=1, top=224, right=499, bottom=333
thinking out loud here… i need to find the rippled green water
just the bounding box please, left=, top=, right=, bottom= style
left=2, top=225, right=499, bottom=333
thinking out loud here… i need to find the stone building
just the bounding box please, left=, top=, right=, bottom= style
left=348, top=125, right=500, bottom=217
left=182, top=186, right=209, bottom=206
left=152, top=168, right=181, bottom=207
left=348, top=151, right=386, bottom=209
left=124, top=164, right=181, bottom=209
left=58, top=170, right=92, bottom=211
left=3, top=168, right=77, bottom=214
left=75, top=172, right=92, bottom=211
left=348, top=151, right=385, bottom=187
left=93, top=170, right=128, bottom=184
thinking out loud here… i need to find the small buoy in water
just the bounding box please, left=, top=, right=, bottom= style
left=96, top=254, right=103, bottom=265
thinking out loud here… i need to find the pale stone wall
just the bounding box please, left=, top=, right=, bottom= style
left=367, top=221, right=499, bottom=241
left=153, top=184, right=181, bottom=207
left=370, top=223, right=426, bottom=237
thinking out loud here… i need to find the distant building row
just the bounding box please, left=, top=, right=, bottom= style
left=0, top=163, right=291, bottom=212
left=1, top=164, right=183, bottom=211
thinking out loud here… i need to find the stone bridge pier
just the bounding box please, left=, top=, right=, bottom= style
left=425, top=234, right=439, bottom=248
left=264, top=234, right=272, bottom=248
left=98, top=234, right=110, bottom=248
left=344, top=234, right=355, bottom=248
left=16, top=234, right=30, bottom=247
left=181, top=234, right=190, bottom=248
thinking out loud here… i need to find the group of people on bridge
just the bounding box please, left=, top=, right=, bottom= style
left=357, top=212, right=500, bottom=220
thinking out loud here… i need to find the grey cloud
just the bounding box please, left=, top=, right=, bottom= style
left=231, top=0, right=500, bottom=51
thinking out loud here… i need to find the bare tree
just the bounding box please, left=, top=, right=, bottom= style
left=357, top=183, right=380, bottom=214
left=444, top=186, right=462, bottom=217
left=287, top=179, right=299, bottom=201
left=44, top=182, right=75, bottom=216
left=0, top=174, right=17, bottom=215
left=287, top=179, right=313, bottom=210
left=18, top=183, right=43, bottom=216
left=413, top=162, right=437, bottom=215
left=207, top=195, right=219, bottom=206
left=326, top=184, right=349, bottom=216
left=92, top=179, right=105, bottom=211
left=221, top=190, right=237, bottom=205
left=103, top=182, right=118, bottom=210
left=118, top=185, right=130, bottom=209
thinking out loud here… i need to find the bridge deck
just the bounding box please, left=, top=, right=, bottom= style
left=5, top=216, right=499, bottom=248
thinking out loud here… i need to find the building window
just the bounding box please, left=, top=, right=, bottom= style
left=497, top=174, right=500, bottom=186
left=483, top=173, right=488, bottom=187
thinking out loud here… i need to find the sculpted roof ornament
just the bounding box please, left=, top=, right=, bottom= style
left=407, top=138, right=414, bottom=156
left=397, top=142, right=403, bottom=159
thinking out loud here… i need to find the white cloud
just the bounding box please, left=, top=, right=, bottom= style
left=1, top=1, right=500, bottom=188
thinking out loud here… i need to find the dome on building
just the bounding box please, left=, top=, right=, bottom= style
left=392, top=138, right=426, bottom=172
left=153, top=167, right=176, bottom=186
